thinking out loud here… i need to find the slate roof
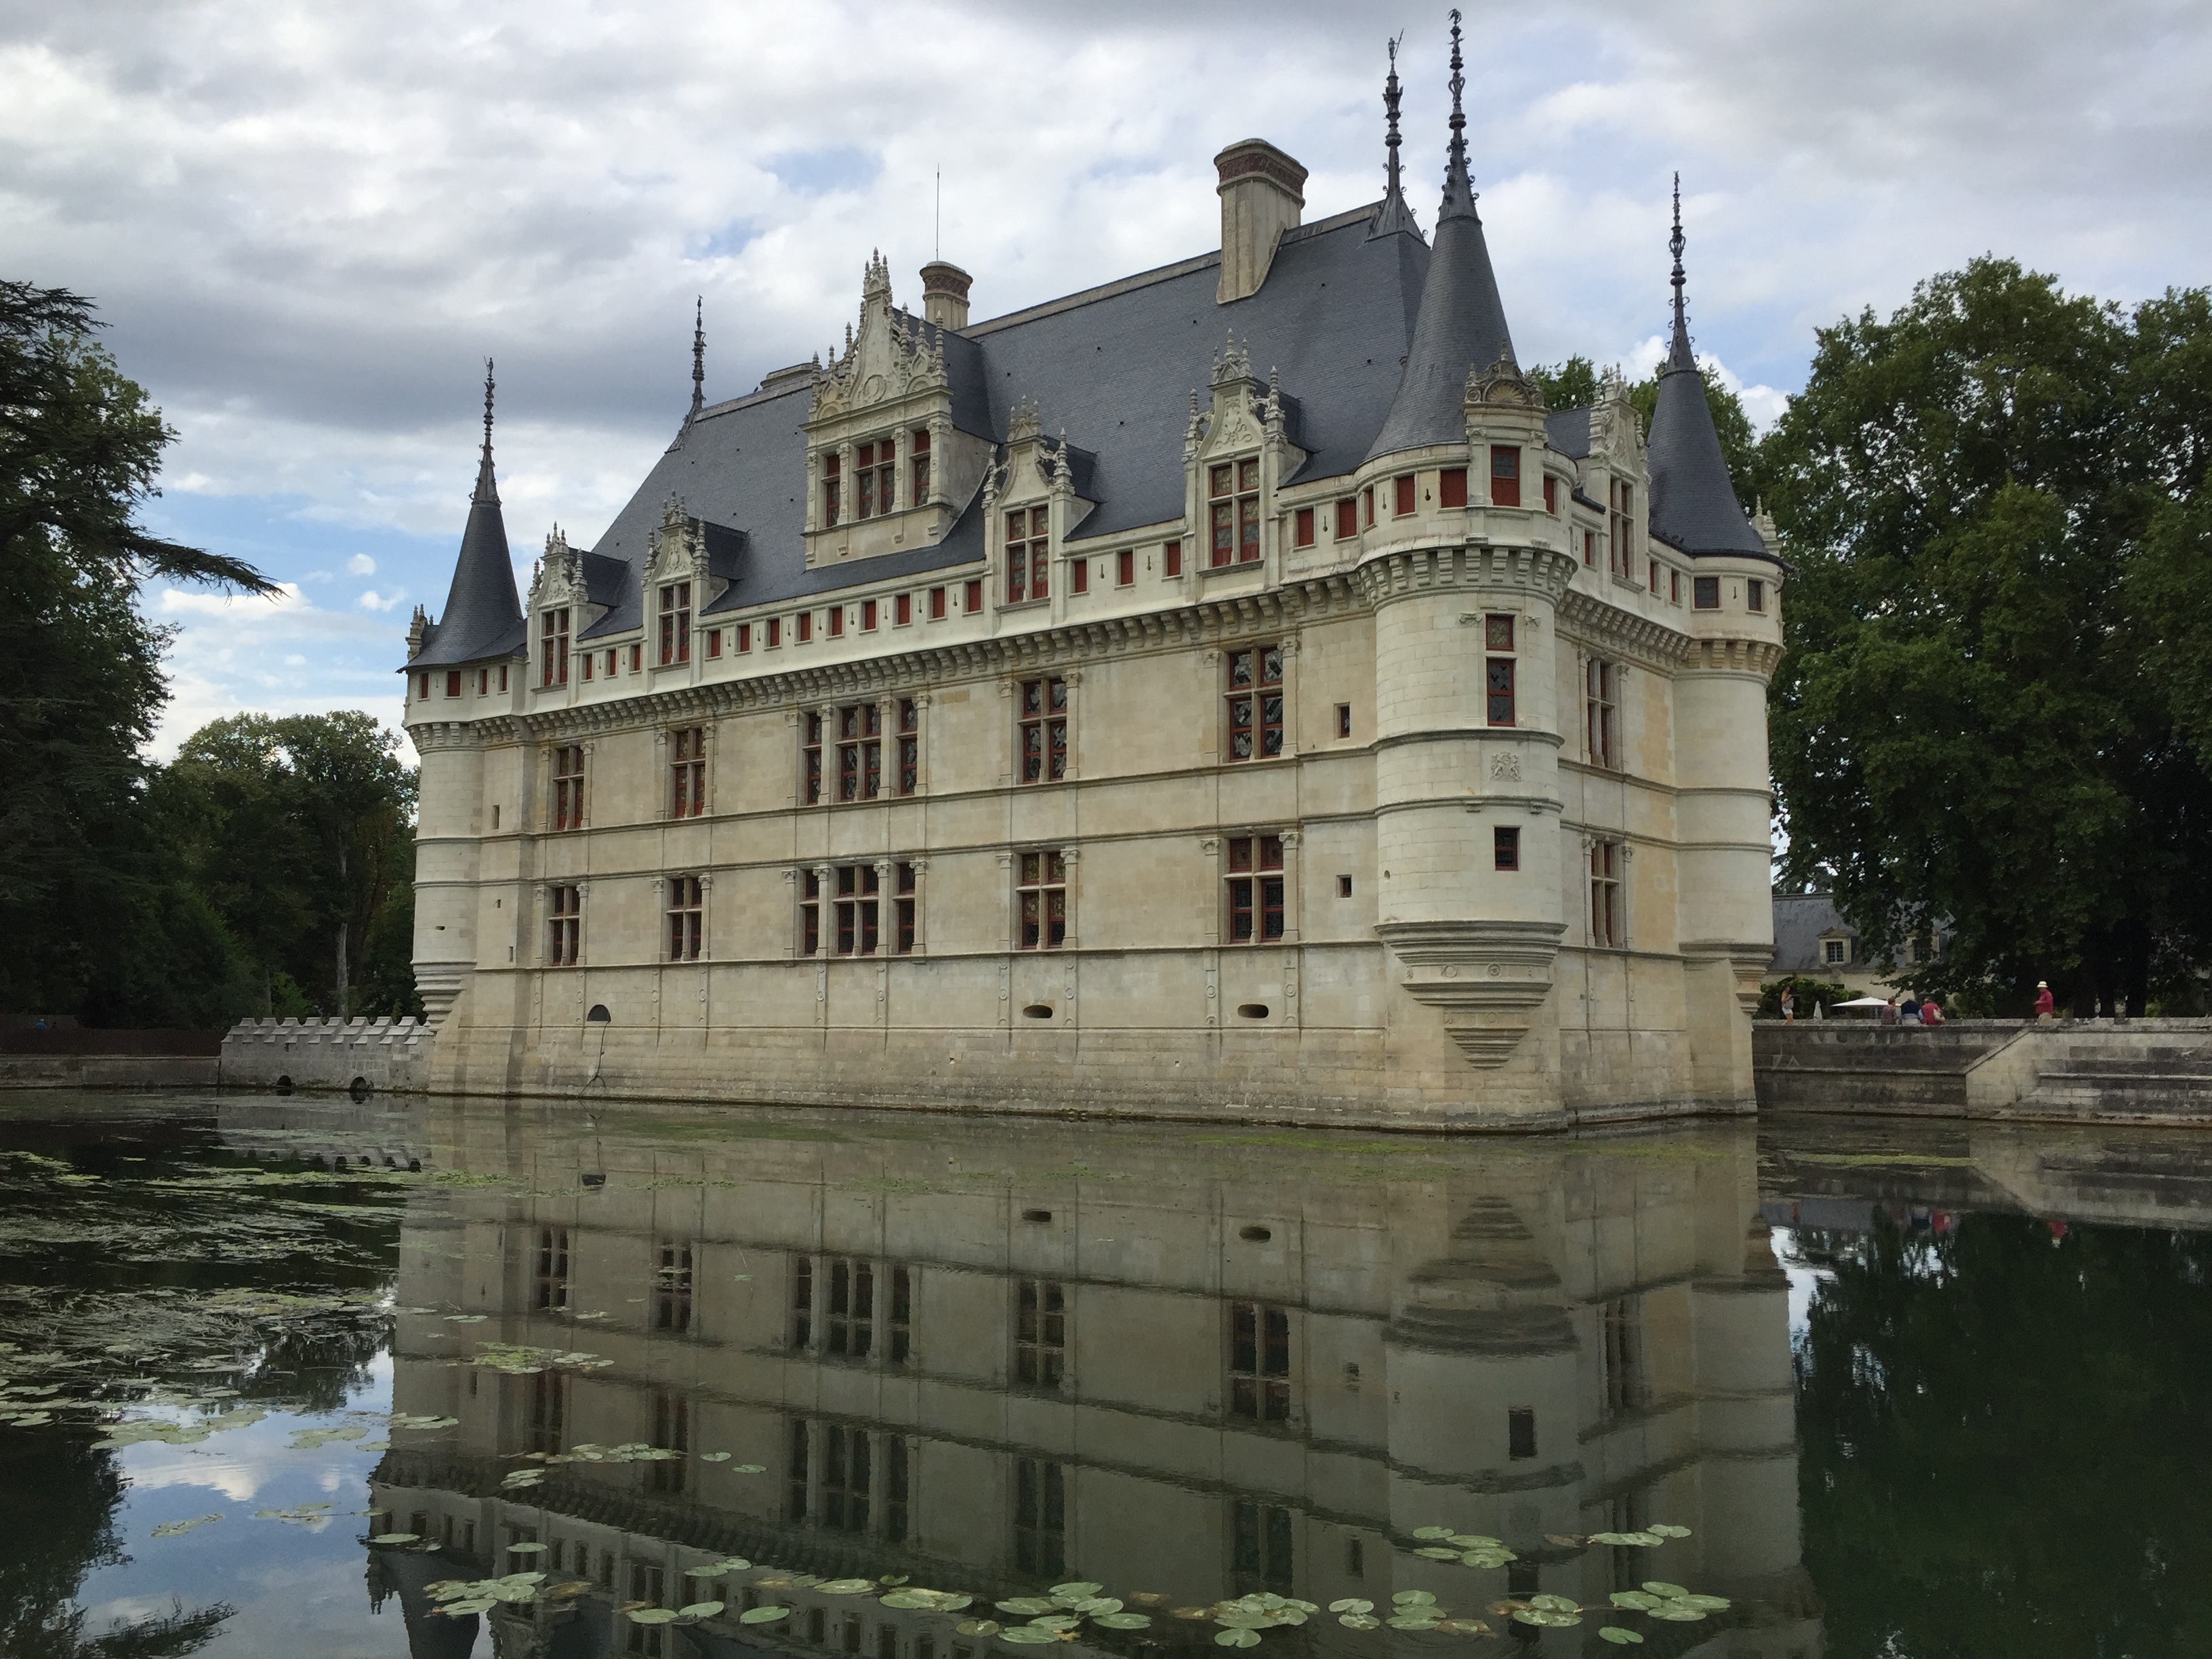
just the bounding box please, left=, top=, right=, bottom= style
left=1771, top=893, right=1855, bottom=974
left=568, top=203, right=1430, bottom=633
left=1645, top=226, right=1771, bottom=561
left=407, top=438, right=527, bottom=668
left=1365, top=142, right=1513, bottom=465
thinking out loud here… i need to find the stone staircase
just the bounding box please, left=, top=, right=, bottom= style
left=2009, top=1037, right=2212, bottom=1124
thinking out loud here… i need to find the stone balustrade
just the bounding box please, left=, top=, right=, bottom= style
left=220, top=1015, right=434, bottom=1093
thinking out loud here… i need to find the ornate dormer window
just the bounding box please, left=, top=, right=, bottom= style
left=642, top=498, right=739, bottom=673
left=985, top=399, right=1096, bottom=611
left=1185, top=334, right=1306, bottom=576
left=804, top=253, right=992, bottom=569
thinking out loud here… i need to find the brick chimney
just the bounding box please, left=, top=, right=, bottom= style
left=920, top=262, right=972, bottom=330
left=1214, top=139, right=1307, bottom=304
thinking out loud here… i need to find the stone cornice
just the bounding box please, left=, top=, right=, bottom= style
left=1351, top=543, right=1578, bottom=609
left=500, top=576, right=1370, bottom=744
left=1556, top=588, right=1695, bottom=670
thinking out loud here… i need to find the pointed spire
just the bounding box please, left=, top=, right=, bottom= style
left=1367, top=33, right=1419, bottom=239
left=1439, top=9, right=1476, bottom=223
left=1365, top=15, right=1515, bottom=463
left=688, top=296, right=705, bottom=424
left=411, top=361, right=526, bottom=668
left=1666, top=172, right=1693, bottom=371
left=473, top=358, right=499, bottom=506
left=1646, top=177, right=1767, bottom=558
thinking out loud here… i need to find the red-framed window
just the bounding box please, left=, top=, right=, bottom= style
left=540, top=607, right=570, bottom=687
left=799, top=869, right=820, bottom=956
left=862, top=598, right=878, bottom=630
left=857, top=438, right=895, bottom=520
left=927, top=586, right=945, bottom=620
left=552, top=745, right=584, bottom=832
left=1225, top=835, right=1286, bottom=944
left=909, top=428, right=931, bottom=502
left=796, top=611, right=813, bottom=643
left=1543, top=476, right=1558, bottom=514
left=895, top=861, right=918, bottom=954
left=547, top=884, right=581, bottom=966
left=1007, top=507, right=1049, bottom=602
left=1017, top=852, right=1067, bottom=949
left=667, top=875, right=703, bottom=962
left=1494, top=827, right=1520, bottom=871
left=1209, top=459, right=1261, bottom=567
left=1117, top=548, right=1134, bottom=586
left=836, top=703, right=882, bottom=802
left=827, top=605, right=844, bottom=638
left=1393, top=474, right=1416, bottom=516
left=1490, top=446, right=1521, bottom=508
left=1439, top=468, right=1469, bottom=509
left=1294, top=507, right=1315, bottom=547
left=1225, top=643, right=1284, bottom=762
left=964, top=579, right=983, bottom=614
left=705, top=629, right=721, bottom=659
left=1610, top=479, right=1635, bottom=576
left=1487, top=654, right=1516, bottom=728
left=897, top=699, right=919, bottom=796
left=766, top=617, right=781, bottom=647
left=1019, top=677, right=1068, bottom=784
left=822, top=452, right=841, bottom=527
left=1163, top=538, right=1183, bottom=578
left=445, top=670, right=462, bottom=697
left=802, top=714, right=823, bottom=805
left=670, top=726, right=707, bottom=817
left=659, top=581, right=691, bottom=665
left=1586, top=659, right=1617, bottom=768
left=834, top=864, right=880, bottom=955
left=1334, top=497, right=1357, bottom=539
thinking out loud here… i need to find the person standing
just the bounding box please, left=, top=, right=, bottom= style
left=1780, top=986, right=1796, bottom=1023
left=2034, top=981, right=2057, bottom=1020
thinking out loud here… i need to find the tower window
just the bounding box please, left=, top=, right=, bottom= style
left=1164, top=537, right=1183, bottom=577
left=910, top=426, right=931, bottom=501
left=797, top=611, right=813, bottom=643
left=895, top=592, right=912, bottom=625
left=964, top=579, right=983, bottom=614
left=659, top=581, right=691, bottom=665
left=1544, top=475, right=1558, bottom=514
left=766, top=617, right=781, bottom=647
left=1210, top=459, right=1262, bottom=567
left=1294, top=506, right=1315, bottom=547
left=1006, top=507, right=1049, bottom=602
left=862, top=598, right=878, bottom=631
left=1748, top=578, right=1767, bottom=612
left=1486, top=658, right=1516, bottom=726
left=1694, top=575, right=1721, bottom=609
left=828, top=605, right=844, bottom=637
left=1224, top=835, right=1286, bottom=944
left=1495, top=827, right=1520, bottom=871
left=1334, top=497, right=1357, bottom=539
left=1490, top=446, right=1521, bottom=508
left=1439, top=467, right=1468, bottom=509
left=1070, top=556, right=1088, bottom=595
left=822, top=451, right=842, bottom=527
left=928, top=586, right=945, bottom=619
left=445, top=670, right=462, bottom=697
left=1586, top=660, right=1618, bottom=769
left=1118, top=548, right=1134, bottom=586
left=1393, top=474, right=1415, bottom=516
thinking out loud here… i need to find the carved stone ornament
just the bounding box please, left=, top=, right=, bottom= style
left=1466, top=345, right=1545, bottom=411
left=1375, top=918, right=1566, bottom=1068
left=1490, top=750, right=1522, bottom=782
left=807, top=249, right=950, bottom=424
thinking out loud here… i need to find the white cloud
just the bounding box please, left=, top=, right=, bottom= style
left=355, top=587, right=405, bottom=613
left=345, top=552, right=375, bottom=575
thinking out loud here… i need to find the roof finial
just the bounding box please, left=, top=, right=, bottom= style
left=472, top=357, right=499, bottom=506
left=1666, top=171, right=1694, bottom=371
left=688, top=296, right=705, bottom=425
left=1448, top=10, right=1467, bottom=176
left=1435, top=10, right=1477, bottom=222
left=1368, top=33, right=1418, bottom=238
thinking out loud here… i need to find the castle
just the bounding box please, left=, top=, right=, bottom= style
left=402, top=29, right=1783, bottom=1127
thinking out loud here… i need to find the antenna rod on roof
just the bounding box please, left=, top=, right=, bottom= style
left=935, top=168, right=941, bottom=262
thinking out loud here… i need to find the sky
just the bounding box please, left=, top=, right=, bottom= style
left=7, top=0, right=2209, bottom=759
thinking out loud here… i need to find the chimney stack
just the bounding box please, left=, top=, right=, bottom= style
left=1214, top=139, right=1307, bottom=304
left=920, top=262, right=972, bottom=331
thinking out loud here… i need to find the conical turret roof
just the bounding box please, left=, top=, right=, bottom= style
left=1645, top=182, right=1768, bottom=559
left=410, top=361, right=527, bottom=668
left=1365, top=18, right=1513, bottom=463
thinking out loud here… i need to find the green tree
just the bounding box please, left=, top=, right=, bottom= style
left=152, top=714, right=417, bottom=1018
left=0, top=282, right=270, bottom=1019
left=1765, top=259, right=2212, bottom=1013
left=1530, top=352, right=1766, bottom=501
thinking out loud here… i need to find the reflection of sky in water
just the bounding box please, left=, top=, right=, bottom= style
left=1767, top=1227, right=1830, bottom=1347
left=70, top=1354, right=422, bottom=1658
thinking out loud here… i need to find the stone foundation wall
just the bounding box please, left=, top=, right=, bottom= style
left=220, top=1017, right=433, bottom=1094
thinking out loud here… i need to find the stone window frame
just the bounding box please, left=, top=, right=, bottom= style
left=1226, top=1298, right=1294, bottom=1423
left=657, top=580, right=692, bottom=667
left=1586, top=836, right=1632, bottom=949
left=544, top=882, right=583, bottom=968
left=1004, top=502, right=1052, bottom=606
left=1223, top=642, right=1287, bottom=763
left=1584, top=657, right=1621, bottom=770
left=1010, top=674, right=1072, bottom=785
left=661, top=872, right=709, bottom=963
left=1012, top=848, right=1071, bottom=951
left=802, top=697, right=926, bottom=806
left=1014, top=1277, right=1068, bottom=1391
left=664, top=725, right=710, bottom=819
left=783, top=1415, right=916, bottom=1543
left=1207, top=455, right=1264, bottom=569
left=1221, top=832, right=1290, bottom=946
left=539, top=605, right=571, bottom=688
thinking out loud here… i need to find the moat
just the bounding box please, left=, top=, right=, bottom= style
left=0, top=1092, right=2207, bottom=1658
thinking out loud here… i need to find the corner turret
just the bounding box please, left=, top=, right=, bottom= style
left=406, top=361, right=527, bottom=670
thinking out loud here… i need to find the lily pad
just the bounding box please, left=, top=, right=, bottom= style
left=507, top=1542, right=548, bottom=1554
left=1387, top=1615, right=1440, bottom=1631
left=998, top=1599, right=1059, bottom=1616
left=1329, top=1600, right=1374, bottom=1614
left=1597, top=1629, right=1645, bottom=1645
left=441, top=1599, right=497, bottom=1616
left=1093, top=1614, right=1152, bottom=1630
left=1075, top=1598, right=1123, bottom=1615
left=1647, top=1523, right=1692, bottom=1538
left=1641, top=1583, right=1689, bottom=1599
left=957, top=1620, right=1002, bottom=1637
left=739, top=1606, right=790, bottom=1624
left=1449, top=1535, right=1502, bottom=1549
left=1338, top=1615, right=1380, bottom=1631
left=1001, top=1628, right=1059, bottom=1645
left=732, top=1462, right=766, bottom=1473
left=679, top=1602, right=726, bottom=1618
left=1214, top=1631, right=1261, bottom=1649
left=629, top=1608, right=678, bottom=1625
left=1609, top=1592, right=1660, bottom=1611
left=1438, top=1620, right=1491, bottom=1635
left=1027, top=1615, right=1080, bottom=1632
left=1391, top=1592, right=1437, bottom=1607
left=1647, top=1605, right=1707, bottom=1623
left=712, top=1558, right=753, bottom=1573
left=819, top=1579, right=876, bottom=1595
left=1460, top=1551, right=1514, bottom=1569
left=1528, top=1595, right=1579, bottom=1613
left=1675, top=1595, right=1729, bottom=1611
left=699, top=1452, right=733, bottom=1462
left=1511, top=1610, right=1580, bottom=1629
left=150, top=1515, right=221, bottom=1538
left=1050, top=1582, right=1104, bottom=1599
left=1411, top=1525, right=1456, bottom=1540
left=1414, top=1546, right=1461, bottom=1561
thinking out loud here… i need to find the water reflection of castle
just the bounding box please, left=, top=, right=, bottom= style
left=369, top=1106, right=1821, bottom=1658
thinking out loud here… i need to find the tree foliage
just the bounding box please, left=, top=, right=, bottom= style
left=0, top=282, right=416, bottom=1025
left=1529, top=352, right=1765, bottom=499
left=1767, top=260, right=2212, bottom=1013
